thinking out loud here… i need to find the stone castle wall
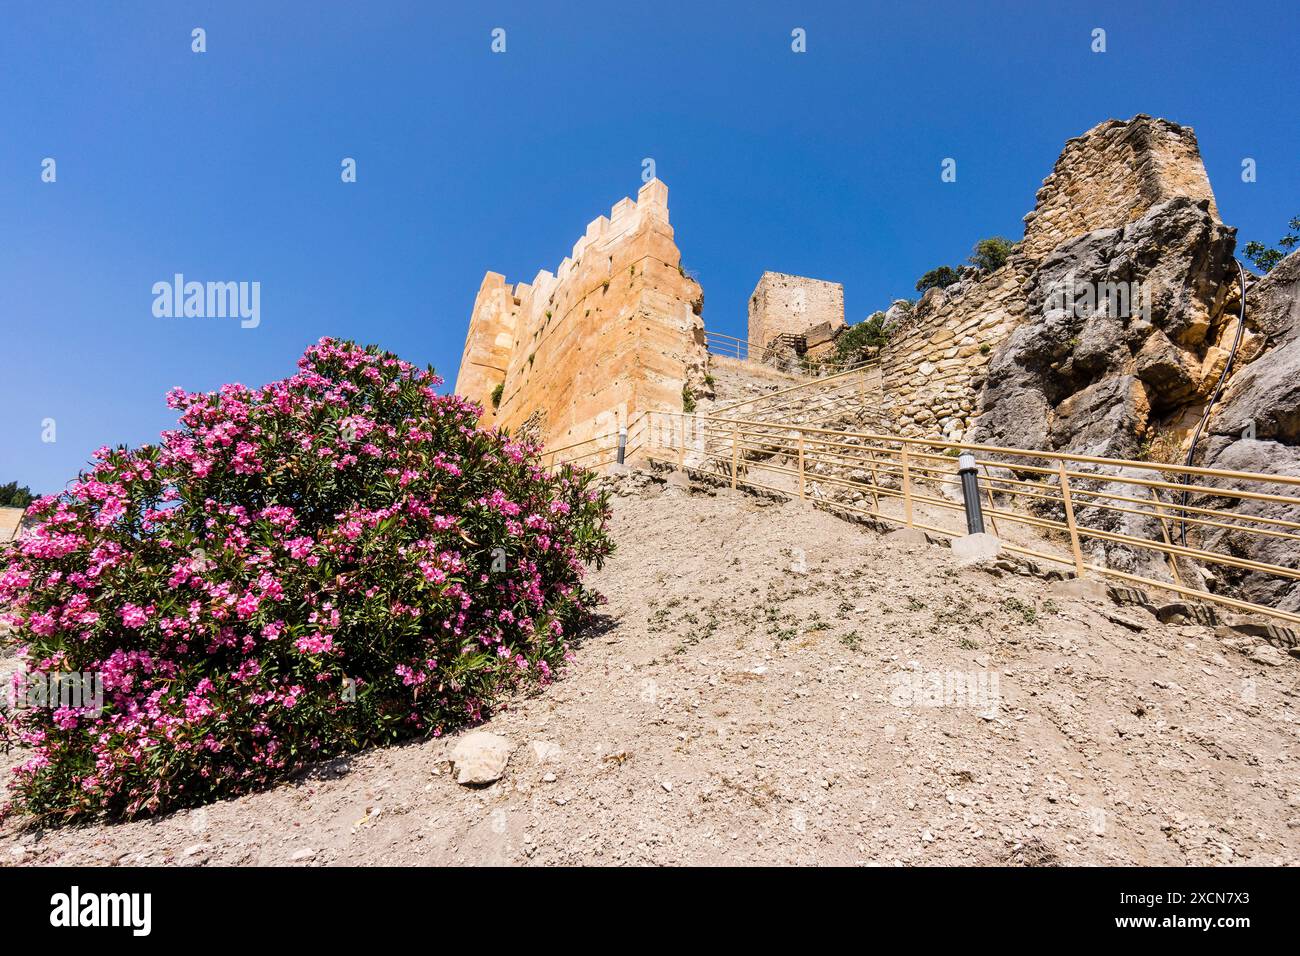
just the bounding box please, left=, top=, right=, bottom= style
left=457, top=116, right=1230, bottom=456
left=1021, top=115, right=1219, bottom=261
left=455, top=179, right=706, bottom=452
left=882, top=115, right=1223, bottom=442
left=0, top=507, right=25, bottom=543
left=748, top=272, right=844, bottom=351
left=882, top=266, right=1030, bottom=441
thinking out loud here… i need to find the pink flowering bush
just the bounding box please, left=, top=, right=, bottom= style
left=0, top=338, right=613, bottom=820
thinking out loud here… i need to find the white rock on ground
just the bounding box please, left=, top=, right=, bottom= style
left=449, top=731, right=514, bottom=785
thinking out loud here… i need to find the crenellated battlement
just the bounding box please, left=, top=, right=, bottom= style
left=457, top=114, right=1235, bottom=472
left=454, top=179, right=706, bottom=451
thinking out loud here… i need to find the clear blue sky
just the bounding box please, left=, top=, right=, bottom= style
left=2, top=0, right=1296, bottom=495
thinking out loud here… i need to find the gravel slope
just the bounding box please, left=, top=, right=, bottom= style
left=4, top=470, right=1298, bottom=866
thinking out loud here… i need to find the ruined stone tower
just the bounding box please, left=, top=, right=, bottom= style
left=747, top=272, right=845, bottom=355
left=882, top=114, right=1229, bottom=447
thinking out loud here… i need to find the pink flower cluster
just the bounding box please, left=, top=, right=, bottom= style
left=0, top=338, right=612, bottom=821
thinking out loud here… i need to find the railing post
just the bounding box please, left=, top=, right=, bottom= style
left=797, top=431, right=806, bottom=499
left=677, top=416, right=685, bottom=471
left=730, top=422, right=739, bottom=489
left=901, top=444, right=913, bottom=527
left=616, top=426, right=627, bottom=465
left=1057, top=460, right=1086, bottom=578
left=1148, top=486, right=1185, bottom=588
left=979, top=464, right=1001, bottom=539
left=865, top=449, right=882, bottom=512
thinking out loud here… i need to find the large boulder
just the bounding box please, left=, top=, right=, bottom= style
left=972, top=197, right=1238, bottom=459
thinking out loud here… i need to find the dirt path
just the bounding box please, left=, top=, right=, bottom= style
left=4, top=471, right=1298, bottom=866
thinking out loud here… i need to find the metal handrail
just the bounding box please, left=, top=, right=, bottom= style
left=636, top=409, right=1300, bottom=626
left=536, top=407, right=1300, bottom=625
left=703, top=329, right=872, bottom=377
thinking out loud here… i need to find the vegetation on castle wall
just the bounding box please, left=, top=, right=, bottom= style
left=0, top=338, right=614, bottom=821
left=968, top=236, right=1015, bottom=273
left=915, top=266, right=962, bottom=294
left=916, top=237, right=1015, bottom=294
left=1244, top=215, right=1299, bottom=274
left=835, top=311, right=893, bottom=363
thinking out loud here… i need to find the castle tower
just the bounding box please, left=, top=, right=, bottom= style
left=455, top=179, right=706, bottom=452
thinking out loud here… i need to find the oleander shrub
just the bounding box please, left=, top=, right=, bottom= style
left=0, top=338, right=613, bottom=821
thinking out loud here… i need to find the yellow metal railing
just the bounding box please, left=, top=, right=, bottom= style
left=704, top=330, right=874, bottom=377
left=632, top=410, right=1300, bottom=627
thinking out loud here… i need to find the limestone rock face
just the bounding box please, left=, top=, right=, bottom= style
left=972, top=197, right=1237, bottom=460
left=883, top=300, right=912, bottom=328
left=874, top=115, right=1300, bottom=613
left=882, top=116, right=1238, bottom=451
left=1207, top=250, right=1300, bottom=446
left=1190, top=439, right=1300, bottom=612
left=1196, top=250, right=1300, bottom=611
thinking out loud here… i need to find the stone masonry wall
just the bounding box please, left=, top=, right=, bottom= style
left=1020, top=115, right=1219, bottom=262
left=883, top=115, right=1222, bottom=443
left=882, top=264, right=1030, bottom=441
left=748, top=272, right=844, bottom=351
left=0, top=507, right=24, bottom=543
left=455, top=179, right=706, bottom=453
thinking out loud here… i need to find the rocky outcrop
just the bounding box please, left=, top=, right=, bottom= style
left=883, top=115, right=1229, bottom=448
left=972, top=197, right=1239, bottom=460
left=1195, top=250, right=1300, bottom=611
left=873, top=115, right=1299, bottom=614
left=1205, top=250, right=1300, bottom=447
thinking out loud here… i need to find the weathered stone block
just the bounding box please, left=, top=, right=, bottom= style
left=951, top=533, right=1002, bottom=566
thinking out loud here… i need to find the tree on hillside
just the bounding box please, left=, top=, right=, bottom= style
left=1244, top=215, right=1300, bottom=274
left=915, top=266, right=961, bottom=293
left=968, top=236, right=1015, bottom=272
left=835, top=311, right=893, bottom=364
left=0, top=481, right=36, bottom=508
